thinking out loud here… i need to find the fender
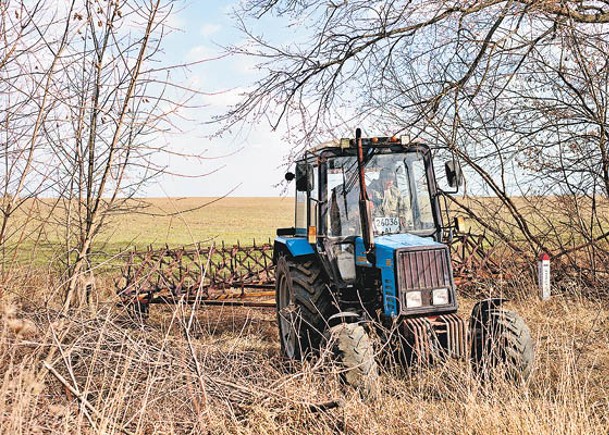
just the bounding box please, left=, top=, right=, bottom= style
left=327, top=311, right=360, bottom=327
left=273, top=236, right=315, bottom=263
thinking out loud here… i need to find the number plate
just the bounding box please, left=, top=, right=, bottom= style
left=374, top=216, right=399, bottom=234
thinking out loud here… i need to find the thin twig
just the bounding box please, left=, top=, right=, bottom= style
left=43, top=362, right=136, bottom=435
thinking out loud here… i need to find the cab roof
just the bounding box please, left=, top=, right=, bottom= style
left=309, top=135, right=425, bottom=152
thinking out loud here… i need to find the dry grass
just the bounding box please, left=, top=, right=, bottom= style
left=1, top=283, right=608, bottom=434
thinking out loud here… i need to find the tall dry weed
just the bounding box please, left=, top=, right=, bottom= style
left=0, top=272, right=608, bottom=434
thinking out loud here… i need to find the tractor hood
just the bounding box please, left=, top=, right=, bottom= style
left=355, top=233, right=452, bottom=317
left=355, top=233, right=442, bottom=267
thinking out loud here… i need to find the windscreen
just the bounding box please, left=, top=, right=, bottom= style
left=327, top=150, right=435, bottom=237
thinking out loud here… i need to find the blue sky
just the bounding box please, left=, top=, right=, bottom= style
left=144, top=1, right=292, bottom=198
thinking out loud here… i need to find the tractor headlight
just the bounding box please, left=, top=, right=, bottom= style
left=432, top=288, right=450, bottom=305
left=405, top=291, right=423, bottom=308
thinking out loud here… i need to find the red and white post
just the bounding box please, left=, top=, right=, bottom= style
left=538, top=252, right=551, bottom=300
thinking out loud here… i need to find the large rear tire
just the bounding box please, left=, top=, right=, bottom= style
left=329, top=323, right=379, bottom=395
left=275, top=256, right=335, bottom=360
left=470, top=308, right=534, bottom=383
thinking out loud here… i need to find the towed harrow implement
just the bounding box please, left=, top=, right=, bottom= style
left=115, top=233, right=503, bottom=315
left=115, top=240, right=276, bottom=315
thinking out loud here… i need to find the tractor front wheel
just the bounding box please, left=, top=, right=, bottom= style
left=328, top=322, right=379, bottom=395
left=470, top=308, right=534, bottom=383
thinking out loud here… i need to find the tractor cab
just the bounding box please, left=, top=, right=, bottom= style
left=322, top=140, right=440, bottom=240
left=278, top=133, right=462, bottom=318
left=287, top=136, right=455, bottom=246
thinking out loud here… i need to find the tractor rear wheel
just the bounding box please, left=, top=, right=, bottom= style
left=470, top=308, right=534, bottom=383
left=275, top=256, right=335, bottom=360
left=329, top=322, right=379, bottom=395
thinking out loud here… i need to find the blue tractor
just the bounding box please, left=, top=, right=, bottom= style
left=274, top=129, right=533, bottom=387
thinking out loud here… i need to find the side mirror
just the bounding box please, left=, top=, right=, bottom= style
left=295, top=163, right=314, bottom=192
left=295, top=173, right=308, bottom=192
left=445, top=160, right=464, bottom=188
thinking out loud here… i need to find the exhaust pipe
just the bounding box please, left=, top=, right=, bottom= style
left=356, top=128, right=375, bottom=258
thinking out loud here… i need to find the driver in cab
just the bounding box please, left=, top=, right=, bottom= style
left=368, top=168, right=411, bottom=232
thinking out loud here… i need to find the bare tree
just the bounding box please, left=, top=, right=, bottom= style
left=48, top=0, right=192, bottom=310
left=0, top=1, right=75, bottom=278
left=1, top=0, right=200, bottom=309
left=222, top=0, right=609, bottom=285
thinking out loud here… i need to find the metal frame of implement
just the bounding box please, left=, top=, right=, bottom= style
left=115, top=233, right=502, bottom=313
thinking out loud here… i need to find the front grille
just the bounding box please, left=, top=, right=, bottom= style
left=396, top=246, right=453, bottom=310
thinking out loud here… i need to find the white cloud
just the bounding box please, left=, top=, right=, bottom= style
left=145, top=124, right=290, bottom=197
left=231, top=55, right=262, bottom=77
left=201, top=87, right=245, bottom=109
left=186, top=44, right=219, bottom=62
left=201, top=23, right=221, bottom=37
